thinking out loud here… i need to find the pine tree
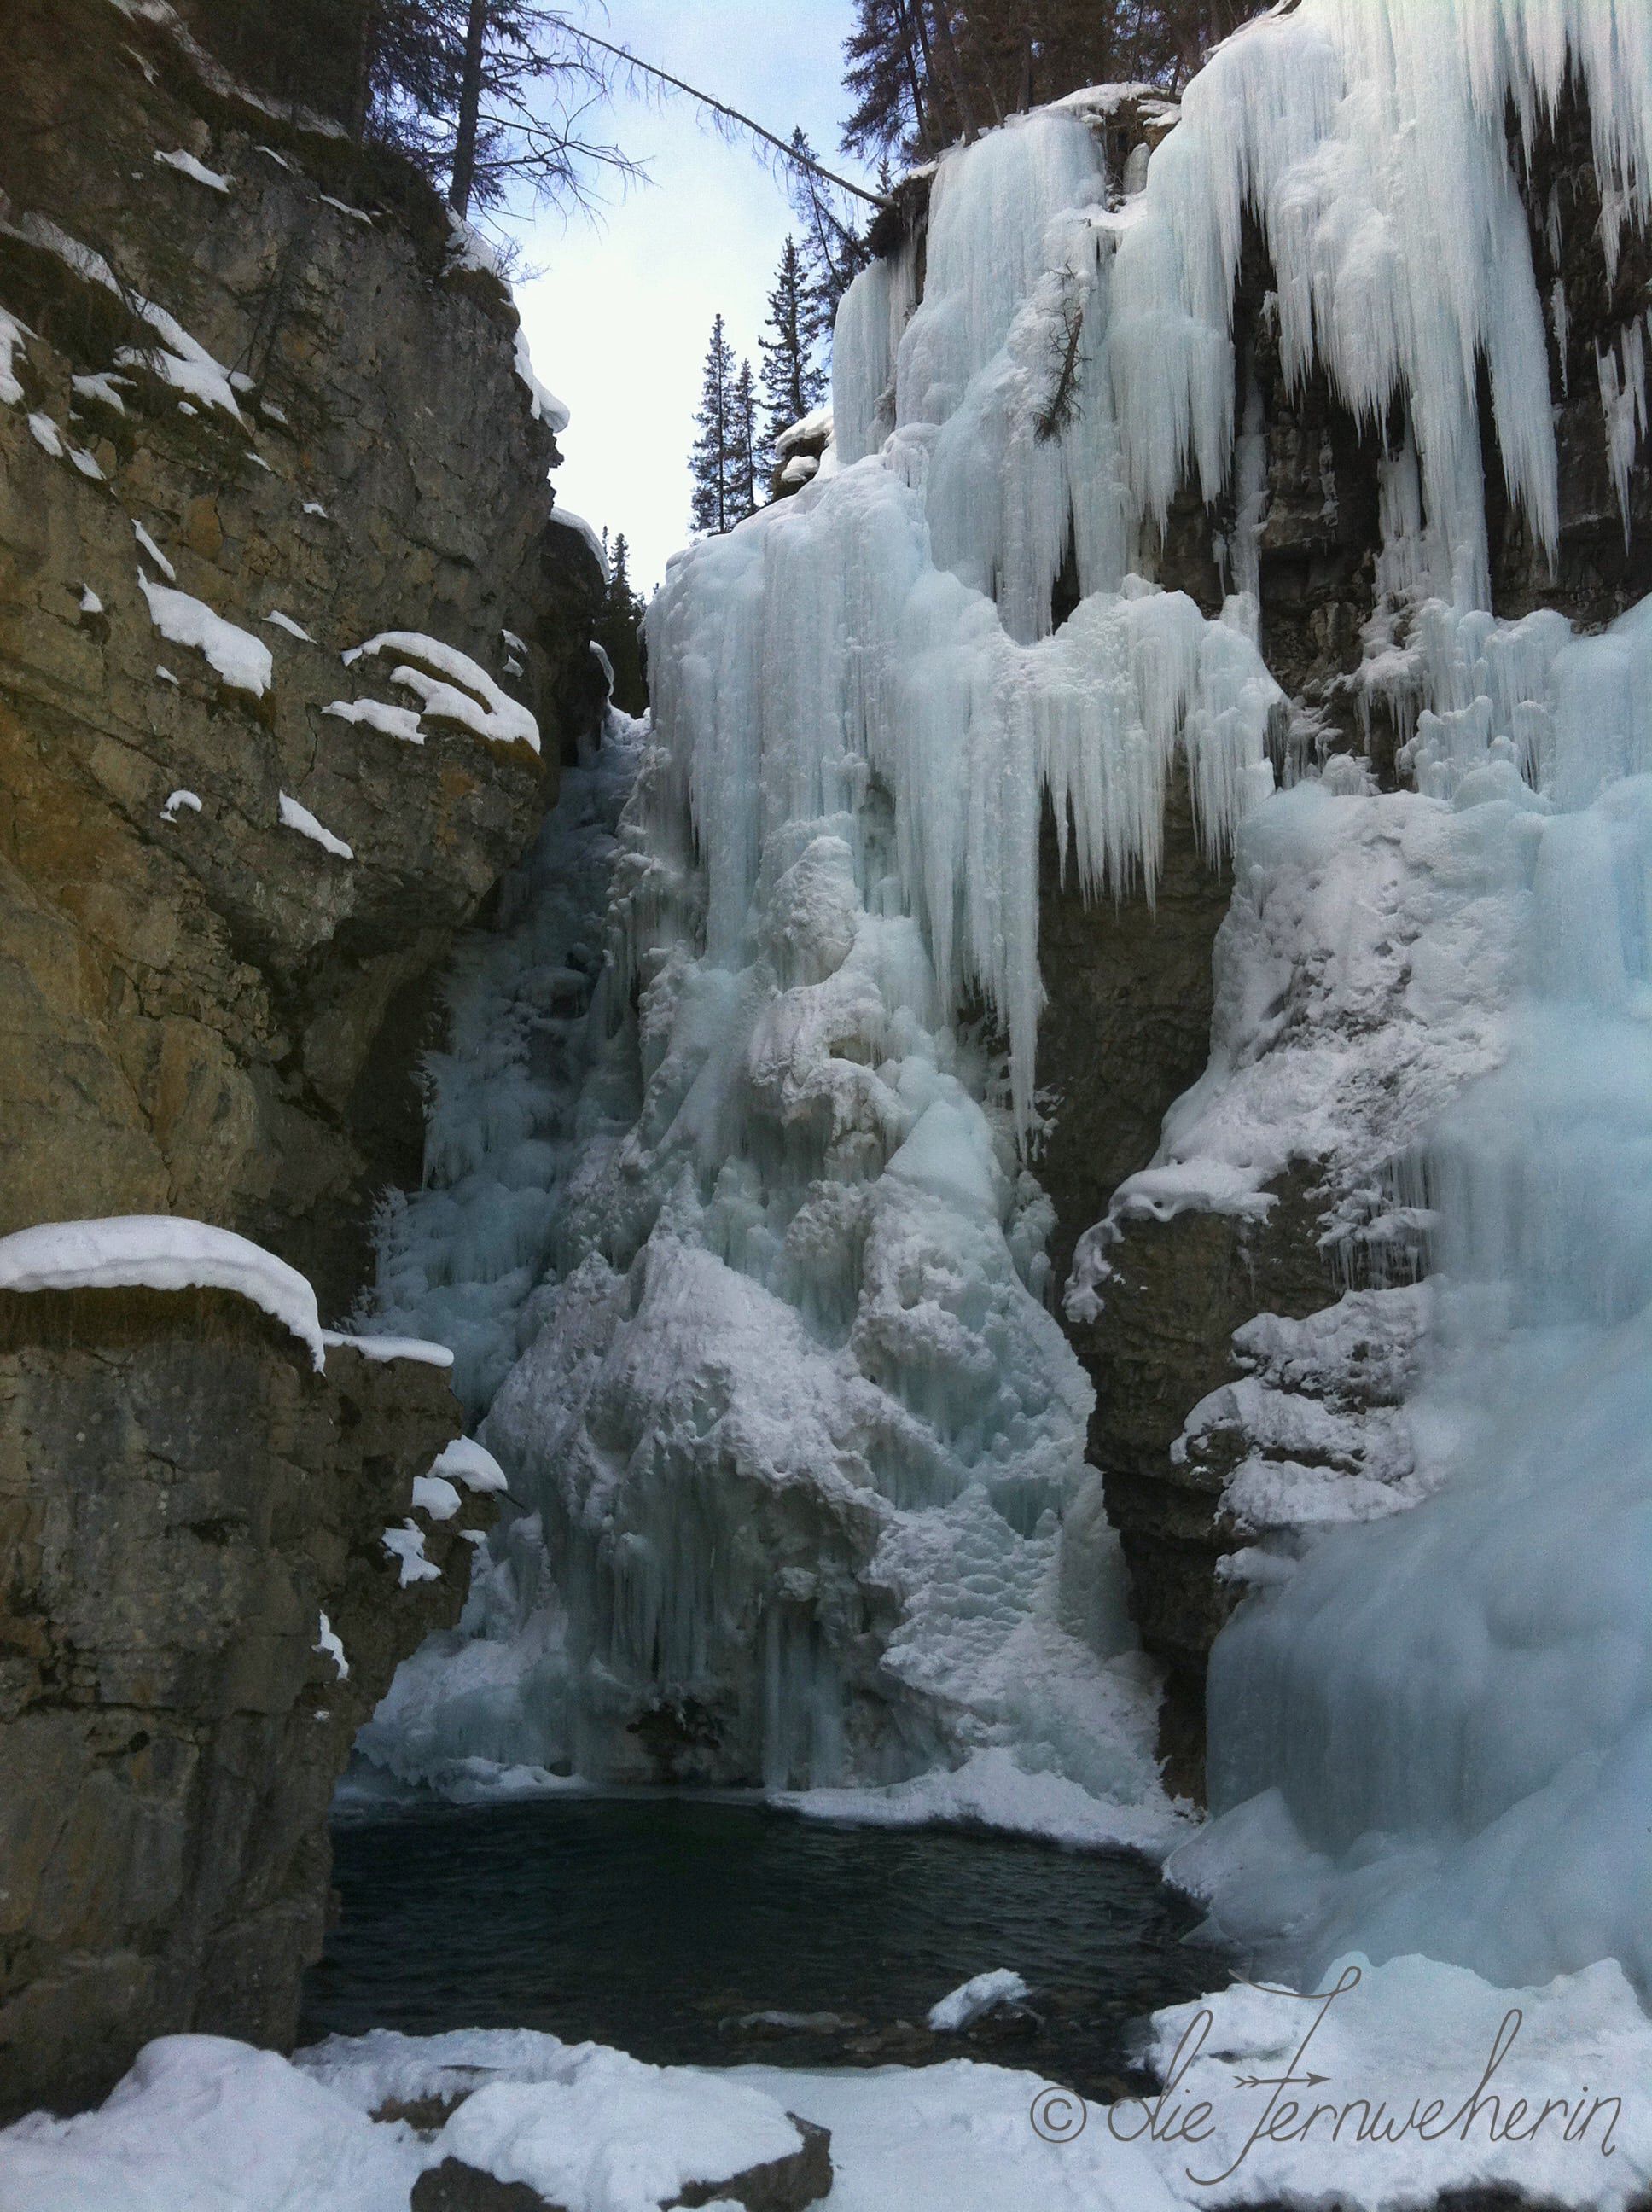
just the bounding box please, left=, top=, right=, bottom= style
left=730, top=359, right=760, bottom=522
left=759, top=238, right=829, bottom=465
left=840, top=2, right=1261, bottom=166
left=689, top=315, right=742, bottom=535
left=788, top=128, right=868, bottom=324
left=594, top=531, right=649, bottom=713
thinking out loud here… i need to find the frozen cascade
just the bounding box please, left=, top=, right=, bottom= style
left=362, top=0, right=1652, bottom=1917
left=357, top=96, right=1285, bottom=1825
left=1171, top=596, right=1652, bottom=1997
left=368, top=717, right=647, bottom=1421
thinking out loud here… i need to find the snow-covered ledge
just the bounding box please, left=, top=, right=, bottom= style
left=0, top=1217, right=329, bottom=1369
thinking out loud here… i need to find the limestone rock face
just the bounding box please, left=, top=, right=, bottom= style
left=0, top=1287, right=492, bottom=2122
left=0, top=0, right=602, bottom=2116
left=0, top=0, right=606, bottom=1314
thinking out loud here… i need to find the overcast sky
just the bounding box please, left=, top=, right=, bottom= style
left=510, top=1, right=865, bottom=592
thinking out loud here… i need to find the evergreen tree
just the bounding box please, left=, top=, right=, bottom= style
left=788, top=127, right=869, bottom=324
left=689, top=315, right=742, bottom=535
left=759, top=237, right=829, bottom=464
left=731, top=358, right=760, bottom=522
left=841, top=1, right=1262, bottom=164
left=594, top=531, right=649, bottom=714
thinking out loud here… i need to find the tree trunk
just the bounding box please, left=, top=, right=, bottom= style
left=920, top=0, right=977, bottom=142
left=448, top=0, right=490, bottom=218
left=352, top=0, right=377, bottom=145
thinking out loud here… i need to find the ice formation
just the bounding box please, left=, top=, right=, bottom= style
left=360, top=73, right=1306, bottom=1815
left=358, top=0, right=1652, bottom=2011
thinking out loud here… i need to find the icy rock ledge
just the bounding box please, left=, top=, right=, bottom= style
left=0, top=1215, right=328, bottom=1368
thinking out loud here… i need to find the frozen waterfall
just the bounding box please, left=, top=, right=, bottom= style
left=358, top=95, right=1283, bottom=1836
left=362, top=0, right=1652, bottom=1971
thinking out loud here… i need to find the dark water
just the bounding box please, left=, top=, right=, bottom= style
left=301, top=1795, right=1222, bottom=2097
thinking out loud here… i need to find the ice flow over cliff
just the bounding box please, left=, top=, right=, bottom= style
left=366, top=0, right=1652, bottom=1989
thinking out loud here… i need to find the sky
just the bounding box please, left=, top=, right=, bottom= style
left=509, top=2, right=866, bottom=592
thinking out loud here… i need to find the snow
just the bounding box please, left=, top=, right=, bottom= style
left=513, top=325, right=570, bottom=433
left=0, top=306, right=32, bottom=405
left=9, top=1973, right=1652, bottom=2212
left=278, top=793, right=353, bottom=859
left=303, top=500, right=329, bottom=518
left=154, top=666, right=178, bottom=686
left=314, top=1612, right=349, bottom=1679
left=927, top=1968, right=1030, bottom=2032
left=0, top=1216, right=325, bottom=1368
left=549, top=504, right=607, bottom=576
left=79, top=586, right=103, bottom=614
left=323, top=696, right=425, bottom=746
left=318, top=192, right=372, bottom=224
left=411, top=1473, right=462, bottom=1522
left=775, top=403, right=832, bottom=457
left=322, top=1330, right=455, bottom=1369
left=12, top=216, right=245, bottom=423
left=783, top=1742, right=1185, bottom=1860
left=263, top=608, right=312, bottom=641
left=140, top=576, right=272, bottom=695
left=343, top=632, right=540, bottom=754
left=154, top=147, right=231, bottom=192
left=160, top=789, right=201, bottom=822
left=382, top=1522, right=441, bottom=1587
left=132, top=519, right=176, bottom=579
left=26, top=410, right=62, bottom=457
left=432, top=1435, right=510, bottom=1495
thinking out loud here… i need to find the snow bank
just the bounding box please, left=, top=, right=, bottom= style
left=322, top=1330, right=454, bottom=1368
left=432, top=1435, right=509, bottom=1495
left=140, top=576, right=271, bottom=695
left=0, top=1217, right=324, bottom=1368
left=10, top=1959, right=1650, bottom=2212
left=323, top=696, right=425, bottom=746
left=343, top=632, right=539, bottom=753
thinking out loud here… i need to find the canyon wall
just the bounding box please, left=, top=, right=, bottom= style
left=0, top=0, right=601, bottom=2112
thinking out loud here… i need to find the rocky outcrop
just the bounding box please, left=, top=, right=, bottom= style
left=0, top=0, right=606, bottom=1314
left=0, top=1285, right=492, bottom=2122
left=0, top=0, right=603, bottom=2116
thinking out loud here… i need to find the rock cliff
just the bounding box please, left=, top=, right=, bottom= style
left=0, top=0, right=602, bottom=2112
left=1, top=0, right=606, bottom=1313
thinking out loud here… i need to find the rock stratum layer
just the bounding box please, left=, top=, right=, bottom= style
left=0, top=0, right=600, bottom=2115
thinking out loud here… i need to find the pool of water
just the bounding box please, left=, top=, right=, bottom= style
left=300, top=1795, right=1223, bottom=2098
